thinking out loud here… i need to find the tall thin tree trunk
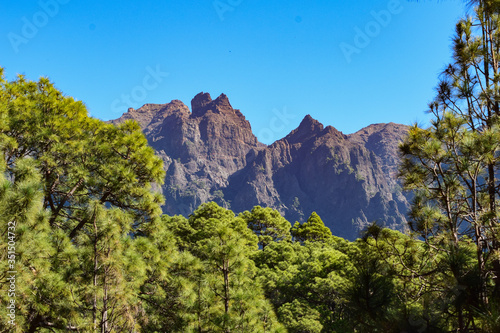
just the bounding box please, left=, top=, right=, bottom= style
left=223, top=259, right=230, bottom=333
left=93, top=213, right=98, bottom=332
left=482, top=5, right=500, bottom=304
left=458, top=305, right=465, bottom=332
left=102, top=270, right=108, bottom=333
left=473, top=178, right=488, bottom=305
left=197, top=271, right=203, bottom=333
left=27, top=314, right=43, bottom=333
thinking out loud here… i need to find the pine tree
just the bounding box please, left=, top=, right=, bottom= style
left=399, top=1, right=500, bottom=329
left=172, top=202, right=285, bottom=332
left=254, top=237, right=353, bottom=332
left=239, top=206, right=292, bottom=249
left=0, top=158, right=75, bottom=332
left=291, top=212, right=332, bottom=242
left=0, top=69, right=166, bottom=331
left=72, top=204, right=149, bottom=332
left=344, top=242, right=397, bottom=331
left=0, top=72, right=164, bottom=240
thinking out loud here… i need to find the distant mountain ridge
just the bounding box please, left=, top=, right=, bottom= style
left=111, top=92, right=410, bottom=240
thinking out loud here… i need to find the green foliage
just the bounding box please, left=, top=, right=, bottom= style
left=254, top=238, right=353, bottom=332
left=0, top=72, right=164, bottom=239
left=0, top=158, right=57, bottom=332
left=73, top=205, right=150, bottom=332
left=277, top=299, right=323, bottom=333
left=137, top=217, right=200, bottom=332
left=162, top=202, right=284, bottom=332
left=345, top=241, right=397, bottom=331
left=0, top=69, right=166, bottom=331
left=291, top=212, right=332, bottom=242
left=239, top=206, right=292, bottom=249
left=398, top=2, right=500, bottom=330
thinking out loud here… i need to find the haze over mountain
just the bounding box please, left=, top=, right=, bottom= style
left=111, top=92, right=411, bottom=240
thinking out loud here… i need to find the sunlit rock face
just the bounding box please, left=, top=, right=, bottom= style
left=111, top=92, right=410, bottom=240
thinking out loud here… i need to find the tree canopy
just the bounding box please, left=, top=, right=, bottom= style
left=0, top=70, right=168, bottom=331
left=398, top=0, right=500, bottom=330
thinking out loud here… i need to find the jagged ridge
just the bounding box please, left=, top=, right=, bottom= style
left=111, top=93, right=410, bottom=240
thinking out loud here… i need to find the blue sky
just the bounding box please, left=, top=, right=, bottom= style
left=2, top=0, right=465, bottom=144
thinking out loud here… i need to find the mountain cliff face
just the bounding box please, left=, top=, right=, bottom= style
left=111, top=92, right=410, bottom=240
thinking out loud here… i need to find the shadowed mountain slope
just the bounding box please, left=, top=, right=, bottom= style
left=111, top=92, right=410, bottom=240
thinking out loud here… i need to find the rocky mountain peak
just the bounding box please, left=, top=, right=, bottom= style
left=285, top=114, right=324, bottom=144
left=191, top=92, right=213, bottom=117
left=213, top=93, right=231, bottom=106
left=322, top=125, right=343, bottom=136
left=191, top=92, right=236, bottom=118
left=300, top=114, right=323, bottom=130
left=109, top=100, right=190, bottom=130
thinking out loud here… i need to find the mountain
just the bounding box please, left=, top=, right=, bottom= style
left=111, top=92, right=410, bottom=240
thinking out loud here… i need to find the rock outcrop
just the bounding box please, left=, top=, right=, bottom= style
left=111, top=93, right=410, bottom=240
